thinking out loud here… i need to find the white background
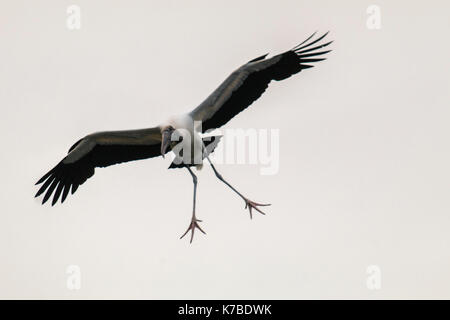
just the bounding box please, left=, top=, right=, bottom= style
left=1, top=0, right=449, bottom=298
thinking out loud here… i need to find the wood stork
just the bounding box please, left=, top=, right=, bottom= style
left=35, top=32, right=332, bottom=242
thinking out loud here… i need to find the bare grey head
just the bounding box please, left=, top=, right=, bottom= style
left=159, top=125, right=175, bottom=158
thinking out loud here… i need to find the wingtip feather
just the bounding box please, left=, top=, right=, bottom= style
left=292, top=31, right=317, bottom=50
left=296, top=40, right=333, bottom=55
left=294, top=31, right=330, bottom=52
left=35, top=170, right=53, bottom=185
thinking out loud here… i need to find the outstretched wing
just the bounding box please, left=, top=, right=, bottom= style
left=35, top=127, right=162, bottom=205
left=190, top=32, right=332, bottom=132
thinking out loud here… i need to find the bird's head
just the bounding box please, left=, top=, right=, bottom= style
left=160, top=125, right=176, bottom=158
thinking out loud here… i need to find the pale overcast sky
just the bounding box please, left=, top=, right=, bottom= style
left=1, top=0, right=449, bottom=299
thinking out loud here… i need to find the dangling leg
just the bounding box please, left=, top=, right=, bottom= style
left=180, top=165, right=206, bottom=243
left=205, top=155, right=270, bottom=219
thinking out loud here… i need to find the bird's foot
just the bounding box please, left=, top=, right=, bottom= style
left=180, top=216, right=206, bottom=243
left=244, top=198, right=271, bottom=219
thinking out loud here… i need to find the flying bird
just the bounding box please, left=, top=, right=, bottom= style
left=35, top=32, right=332, bottom=242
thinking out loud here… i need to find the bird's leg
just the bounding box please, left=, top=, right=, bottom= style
left=180, top=165, right=206, bottom=243
left=205, top=155, right=270, bottom=219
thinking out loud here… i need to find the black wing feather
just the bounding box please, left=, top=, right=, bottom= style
left=36, top=130, right=161, bottom=205
left=194, top=32, right=332, bottom=132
